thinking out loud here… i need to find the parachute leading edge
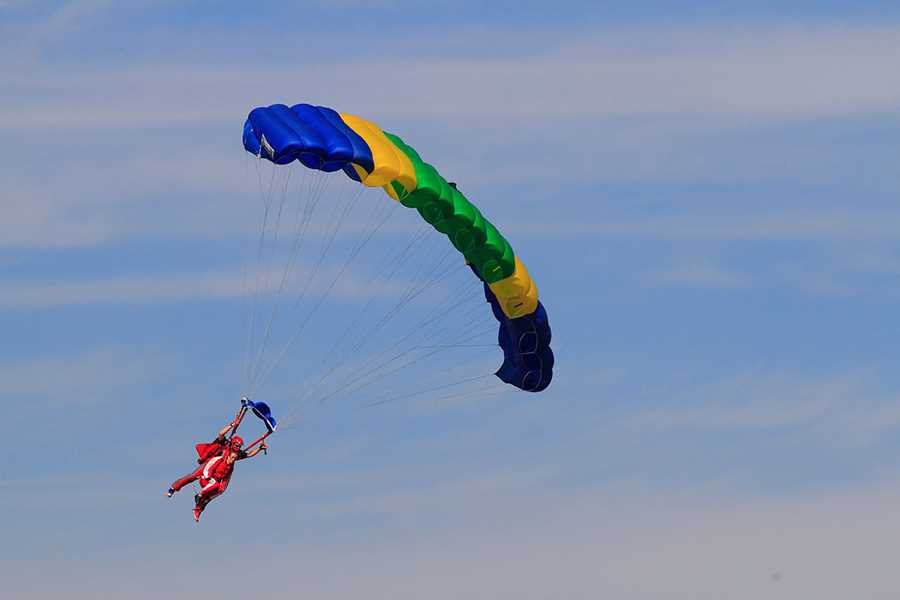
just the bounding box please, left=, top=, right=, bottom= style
left=243, top=103, right=554, bottom=392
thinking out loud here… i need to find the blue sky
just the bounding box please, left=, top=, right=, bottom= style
left=2, top=1, right=900, bottom=598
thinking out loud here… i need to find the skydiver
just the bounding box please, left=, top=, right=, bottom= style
left=166, top=423, right=268, bottom=522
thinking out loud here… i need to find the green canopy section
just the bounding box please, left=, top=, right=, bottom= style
left=384, top=133, right=515, bottom=284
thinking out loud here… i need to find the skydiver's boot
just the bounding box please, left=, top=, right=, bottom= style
left=165, top=487, right=176, bottom=498
left=193, top=493, right=207, bottom=522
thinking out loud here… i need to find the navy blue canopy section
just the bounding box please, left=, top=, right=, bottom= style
left=243, top=399, right=277, bottom=432
left=484, top=285, right=554, bottom=392
left=243, top=104, right=374, bottom=178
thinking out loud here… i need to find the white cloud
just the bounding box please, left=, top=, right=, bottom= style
left=650, top=258, right=749, bottom=288
left=0, top=256, right=445, bottom=309
left=41, top=0, right=114, bottom=35
left=1, top=151, right=426, bottom=248
left=0, top=346, right=165, bottom=404
left=626, top=368, right=900, bottom=443
left=507, top=210, right=900, bottom=241
left=3, top=23, right=898, bottom=250
left=0, top=268, right=253, bottom=308
left=3, top=24, right=900, bottom=131
left=8, top=473, right=900, bottom=599
left=280, top=479, right=900, bottom=600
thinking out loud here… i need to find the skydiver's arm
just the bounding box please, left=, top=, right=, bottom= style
left=216, top=423, right=232, bottom=440
left=243, top=443, right=267, bottom=459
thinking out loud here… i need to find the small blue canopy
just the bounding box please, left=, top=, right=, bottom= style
left=242, top=398, right=277, bottom=432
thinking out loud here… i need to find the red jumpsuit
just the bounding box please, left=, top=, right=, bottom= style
left=170, top=438, right=247, bottom=511
left=194, top=437, right=228, bottom=464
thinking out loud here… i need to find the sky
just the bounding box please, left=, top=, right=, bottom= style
left=2, top=1, right=900, bottom=598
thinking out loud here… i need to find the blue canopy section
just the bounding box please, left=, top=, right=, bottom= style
left=483, top=285, right=554, bottom=392
left=242, top=104, right=374, bottom=178
left=314, top=105, right=375, bottom=177
left=462, top=263, right=553, bottom=392
left=243, top=399, right=277, bottom=432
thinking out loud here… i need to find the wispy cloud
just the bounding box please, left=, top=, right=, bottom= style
left=508, top=210, right=900, bottom=241
left=0, top=346, right=166, bottom=405
left=0, top=268, right=253, bottom=308
left=628, top=368, right=900, bottom=441
left=9, top=472, right=900, bottom=599
left=3, top=24, right=900, bottom=131
left=41, top=0, right=114, bottom=36
left=281, top=478, right=900, bottom=600
left=0, top=258, right=444, bottom=309
left=649, top=258, right=749, bottom=288
left=3, top=22, right=898, bottom=251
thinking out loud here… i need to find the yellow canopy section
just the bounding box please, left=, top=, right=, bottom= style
left=488, top=256, right=539, bottom=319
left=339, top=113, right=416, bottom=192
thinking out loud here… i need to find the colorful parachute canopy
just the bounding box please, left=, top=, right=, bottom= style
left=243, top=104, right=553, bottom=392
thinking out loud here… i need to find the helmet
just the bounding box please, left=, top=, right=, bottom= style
left=230, top=436, right=244, bottom=448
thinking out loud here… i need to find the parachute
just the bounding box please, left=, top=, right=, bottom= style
left=242, top=103, right=553, bottom=393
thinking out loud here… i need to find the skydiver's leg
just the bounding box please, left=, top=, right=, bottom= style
left=195, top=480, right=227, bottom=510
left=192, top=480, right=227, bottom=520
left=170, top=465, right=205, bottom=492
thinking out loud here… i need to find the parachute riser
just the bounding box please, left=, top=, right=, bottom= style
left=227, top=397, right=249, bottom=440
left=228, top=402, right=249, bottom=440
left=243, top=431, right=273, bottom=454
